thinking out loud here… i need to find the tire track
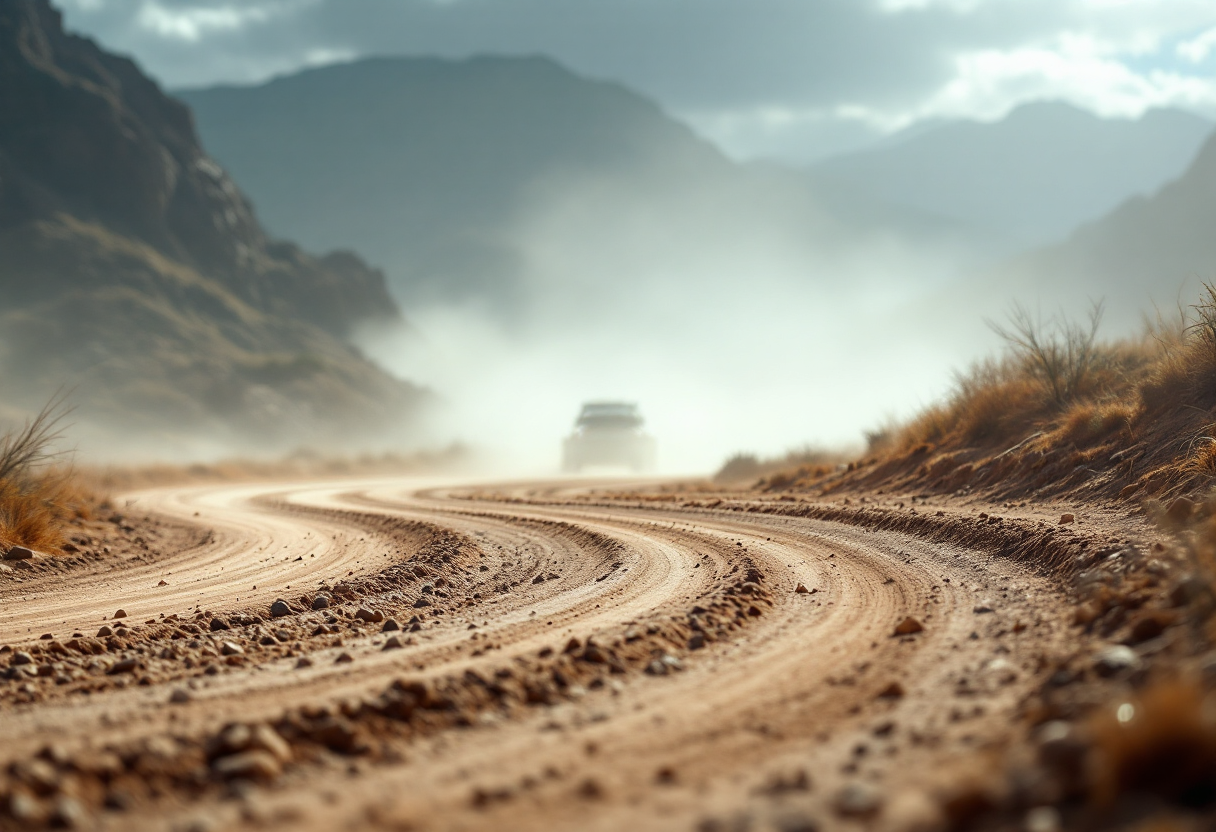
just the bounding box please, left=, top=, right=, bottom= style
left=0, top=477, right=1084, bottom=831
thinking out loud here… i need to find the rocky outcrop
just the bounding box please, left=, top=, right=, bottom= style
left=0, top=1, right=425, bottom=448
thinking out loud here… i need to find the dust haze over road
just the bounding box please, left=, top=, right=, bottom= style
left=356, top=169, right=994, bottom=475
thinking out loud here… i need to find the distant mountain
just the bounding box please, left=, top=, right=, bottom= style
left=0, top=0, right=427, bottom=451
left=178, top=56, right=981, bottom=310
left=178, top=56, right=738, bottom=305
left=995, top=130, right=1216, bottom=328
left=810, top=102, right=1212, bottom=252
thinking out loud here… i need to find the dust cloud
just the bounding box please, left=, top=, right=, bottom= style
left=358, top=165, right=1011, bottom=475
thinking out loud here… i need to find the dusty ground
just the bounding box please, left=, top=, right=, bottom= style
left=0, top=477, right=1180, bottom=831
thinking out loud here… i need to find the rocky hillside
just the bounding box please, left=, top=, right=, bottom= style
left=1000, top=129, right=1216, bottom=318
left=0, top=0, right=426, bottom=452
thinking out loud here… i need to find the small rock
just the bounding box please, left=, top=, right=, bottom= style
left=113, top=609, right=127, bottom=619
left=577, top=778, right=604, bottom=800
left=220, top=641, right=244, bottom=657
left=311, top=595, right=330, bottom=611
left=413, top=597, right=432, bottom=608
left=250, top=724, right=292, bottom=763
left=11, top=651, right=33, bottom=666
left=209, top=617, right=230, bottom=632
left=270, top=599, right=292, bottom=618
left=532, top=574, right=545, bottom=584
left=170, top=688, right=192, bottom=703
left=383, top=635, right=404, bottom=650
left=295, top=656, right=313, bottom=669
left=973, top=602, right=995, bottom=614
left=1169, top=575, right=1210, bottom=608
left=382, top=619, right=400, bottom=632
left=1093, top=645, right=1141, bottom=677
left=108, top=657, right=139, bottom=675
left=795, top=583, right=810, bottom=594
left=355, top=607, right=384, bottom=623
left=1024, top=806, right=1062, bottom=832
left=688, top=633, right=706, bottom=650
left=39, top=633, right=53, bottom=640
left=1166, top=497, right=1196, bottom=524
left=1036, top=721, right=1087, bottom=775
left=49, top=795, right=87, bottom=828
left=835, top=783, right=883, bottom=818
left=877, top=681, right=905, bottom=699
left=1126, top=611, right=1176, bottom=644
left=157, top=579, right=168, bottom=587
left=335, top=652, right=354, bottom=664
left=1059, top=514, right=1075, bottom=525
left=3, top=546, right=34, bottom=561
left=14, top=758, right=59, bottom=793
left=893, top=617, right=924, bottom=636
left=212, top=749, right=282, bottom=782
left=306, top=715, right=365, bottom=754
left=6, top=789, right=46, bottom=824
left=96, top=625, right=113, bottom=638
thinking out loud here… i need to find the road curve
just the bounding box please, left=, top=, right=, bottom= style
left=0, top=476, right=1081, bottom=832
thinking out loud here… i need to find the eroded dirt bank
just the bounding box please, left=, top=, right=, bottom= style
left=0, top=477, right=1200, bottom=831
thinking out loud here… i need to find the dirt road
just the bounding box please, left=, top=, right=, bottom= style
left=0, top=477, right=1131, bottom=831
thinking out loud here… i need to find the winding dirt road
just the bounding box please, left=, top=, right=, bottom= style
left=0, top=477, right=1117, bottom=831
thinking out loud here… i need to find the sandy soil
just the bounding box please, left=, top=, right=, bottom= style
left=0, top=477, right=1161, bottom=831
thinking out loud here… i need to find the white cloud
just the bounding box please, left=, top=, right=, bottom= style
left=877, top=0, right=982, bottom=13
left=58, top=0, right=1216, bottom=162
left=134, top=3, right=277, bottom=43
left=1179, top=25, right=1216, bottom=62
left=912, top=35, right=1216, bottom=123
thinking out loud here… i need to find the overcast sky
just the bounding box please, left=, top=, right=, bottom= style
left=58, top=0, right=1216, bottom=162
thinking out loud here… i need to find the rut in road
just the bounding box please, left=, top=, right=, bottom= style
left=0, top=478, right=1110, bottom=831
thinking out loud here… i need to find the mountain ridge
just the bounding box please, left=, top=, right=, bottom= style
left=0, top=0, right=427, bottom=453
left=809, top=100, right=1212, bottom=251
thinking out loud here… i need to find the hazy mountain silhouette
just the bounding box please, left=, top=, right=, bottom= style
left=0, top=0, right=427, bottom=452
left=810, top=102, right=1212, bottom=252
left=997, top=129, right=1216, bottom=326
left=178, top=56, right=980, bottom=310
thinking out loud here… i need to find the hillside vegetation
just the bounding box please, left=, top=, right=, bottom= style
left=757, top=285, right=1216, bottom=509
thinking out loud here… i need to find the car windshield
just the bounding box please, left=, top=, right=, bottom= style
left=576, top=403, right=643, bottom=429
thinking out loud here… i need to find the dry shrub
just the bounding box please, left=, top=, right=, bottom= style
left=0, top=395, right=93, bottom=553
left=896, top=357, right=1048, bottom=451
left=989, top=301, right=1105, bottom=407
left=0, top=469, right=93, bottom=553
left=1052, top=399, right=1139, bottom=447
left=1143, top=284, right=1216, bottom=412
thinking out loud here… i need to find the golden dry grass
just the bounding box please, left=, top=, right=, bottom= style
left=0, top=396, right=97, bottom=554
left=0, top=468, right=95, bottom=553
left=760, top=285, right=1216, bottom=502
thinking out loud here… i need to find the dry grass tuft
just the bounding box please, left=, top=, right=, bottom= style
left=0, top=395, right=94, bottom=554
